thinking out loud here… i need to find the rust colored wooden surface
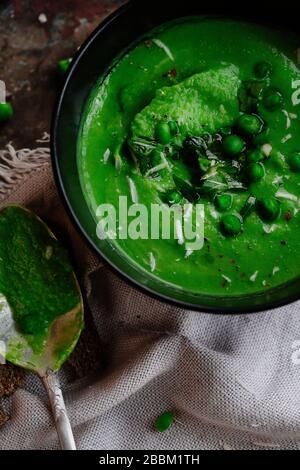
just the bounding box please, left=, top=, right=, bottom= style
left=0, top=0, right=127, bottom=147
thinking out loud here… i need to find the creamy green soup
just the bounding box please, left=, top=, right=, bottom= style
left=77, top=17, right=300, bottom=297
left=0, top=206, right=83, bottom=352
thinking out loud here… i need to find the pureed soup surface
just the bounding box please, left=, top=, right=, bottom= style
left=78, top=17, right=300, bottom=297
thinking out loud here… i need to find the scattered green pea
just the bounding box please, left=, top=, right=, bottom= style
left=168, top=120, right=179, bottom=136
left=215, top=194, right=232, bottom=212
left=254, top=61, right=272, bottom=79
left=57, top=58, right=72, bottom=75
left=247, top=148, right=265, bottom=163
left=155, top=121, right=172, bottom=144
left=257, top=197, right=280, bottom=221
left=289, top=152, right=300, bottom=172
left=168, top=191, right=183, bottom=205
left=262, top=87, right=283, bottom=111
left=236, top=113, right=264, bottom=135
left=222, top=135, right=245, bottom=157
left=221, top=214, right=242, bottom=237
left=0, top=102, right=13, bottom=121
left=154, top=411, right=175, bottom=433
left=247, top=162, right=265, bottom=182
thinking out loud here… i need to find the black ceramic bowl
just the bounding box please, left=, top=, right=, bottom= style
left=52, top=0, right=300, bottom=313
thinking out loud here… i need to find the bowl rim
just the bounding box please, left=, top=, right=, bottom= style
left=51, top=1, right=300, bottom=315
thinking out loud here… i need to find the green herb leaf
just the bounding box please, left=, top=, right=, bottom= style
left=199, top=164, right=246, bottom=197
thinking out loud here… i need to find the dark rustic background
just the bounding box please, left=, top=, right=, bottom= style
left=0, top=0, right=126, bottom=148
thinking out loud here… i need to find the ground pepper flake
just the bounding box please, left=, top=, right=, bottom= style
left=284, top=210, right=292, bottom=222
left=163, top=68, right=177, bottom=78
left=145, top=39, right=153, bottom=49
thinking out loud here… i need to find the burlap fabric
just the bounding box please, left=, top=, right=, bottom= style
left=0, top=157, right=300, bottom=450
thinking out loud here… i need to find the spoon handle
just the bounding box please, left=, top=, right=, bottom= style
left=42, top=371, right=76, bottom=450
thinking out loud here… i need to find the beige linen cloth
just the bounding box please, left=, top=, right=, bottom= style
left=0, top=142, right=300, bottom=450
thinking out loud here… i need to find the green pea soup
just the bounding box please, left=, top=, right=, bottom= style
left=77, top=17, right=300, bottom=298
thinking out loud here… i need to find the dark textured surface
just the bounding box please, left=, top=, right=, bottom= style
left=0, top=0, right=126, bottom=148
left=0, top=363, right=24, bottom=425
left=0, top=407, right=9, bottom=426
left=0, top=363, right=25, bottom=398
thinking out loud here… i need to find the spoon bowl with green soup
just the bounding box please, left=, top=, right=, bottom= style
left=52, top=2, right=300, bottom=312
left=0, top=206, right=84, bottom=449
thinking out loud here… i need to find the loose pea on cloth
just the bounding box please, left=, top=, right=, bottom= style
left=0, top=139, right=300, bottom=450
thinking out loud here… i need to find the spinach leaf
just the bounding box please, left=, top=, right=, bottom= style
left=127, top=137, right=158, bottom=159
left=173, top=174, right=199, bottom=202
left=199, top=164, right=246, bottom=197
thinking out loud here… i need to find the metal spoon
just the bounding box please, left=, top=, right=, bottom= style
left=0, top=206, right=84, bottom=450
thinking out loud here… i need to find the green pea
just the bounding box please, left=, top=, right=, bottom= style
left=155, top=121, right=172, bottom=144
left=215, top=194, right=232, bottom=212
left=247, top=148, right=265, bottom=163
left=168, top=120, right=179, bottom=136
left=254, top=61, right=272, bottom=79
left=289, top=152, right=300, bottom=172
left=262, top=88, right=283, bottom=111
left=222, top=135, right=245, bottom=157
left=0, top=102, right=13, bottom=121
left=57, top=58, right=72, bottom=75
left=257, top=197, right=280, bottom=221
left=247, top=162, right=265, bottom=182
left=154, top=411, right=174, bottom=433
left=221, top=214, right=242, bottom=237
left=168, top=191, right=182, bottom=205
left=236, top=114, right=264, bottom=135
